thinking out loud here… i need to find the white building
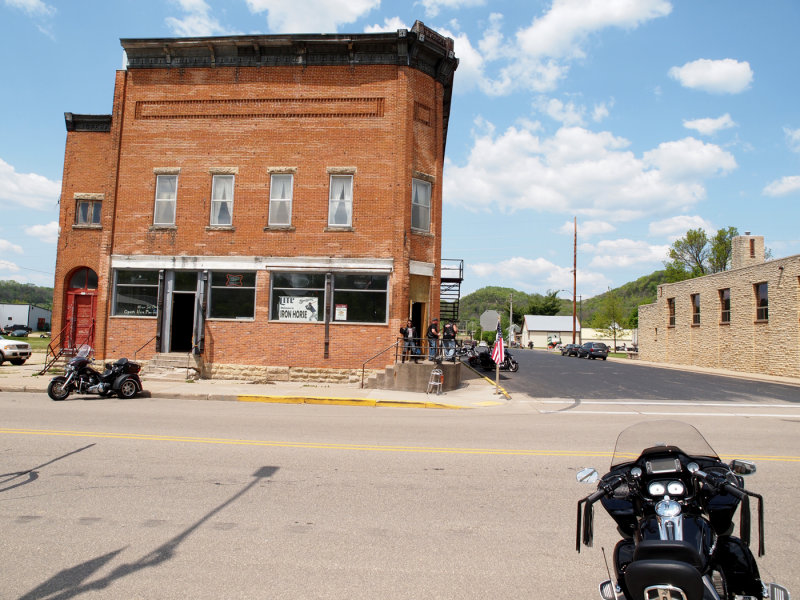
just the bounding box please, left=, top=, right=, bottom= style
left=520, top=315, right=581, bottom=348
left=0, top=304, right=51, bottom=331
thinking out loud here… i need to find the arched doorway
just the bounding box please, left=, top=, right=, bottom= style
left=64, top=267, right=98, bottom=350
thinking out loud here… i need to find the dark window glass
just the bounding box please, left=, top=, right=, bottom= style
left=332, top=274, right=388, bottom=323
left=208, top=272, right=256, bottom=319
left=755, top=282, right=768, bottom=321
left=69, top=267, right=98, bottom=290
left=691, top=294, right=700, bottom=325
left=114, top=270, right=158, bottom=317
left=270, top=272, right=325, bottom=321
left=667, top=298, right=675, bottom=326
left=719, top=289, right=730, bottom=323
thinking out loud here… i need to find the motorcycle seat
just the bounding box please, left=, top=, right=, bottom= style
left=633, top=540, right=705, bottom=570
left=625, top=559, right=704, bottom=600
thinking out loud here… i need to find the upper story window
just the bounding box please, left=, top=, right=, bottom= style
left=719, top=288, right=730, bottom=323
left=154, top=174, right=178, bottom=226
left=755, top=282, right=768, bottom=321
left=210, top=174, right=234, bottom=226
left=269, top=173, right=293, bottom=227
left=691, top=293, right=700, bottom=325
left=75, top=195, right=102, bottom=226
left=328, top=174, right=353, bottom=227
left=411, top=178, right=431, bottom=232
left=667, top=297, right=675, bottom=327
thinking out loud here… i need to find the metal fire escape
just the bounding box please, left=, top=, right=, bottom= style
left=439, top=259, right=464, bottom=323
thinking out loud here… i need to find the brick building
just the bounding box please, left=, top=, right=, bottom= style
left=638, top=234, right=800, bottom=379
left=52, top=22, right=459, bottom=380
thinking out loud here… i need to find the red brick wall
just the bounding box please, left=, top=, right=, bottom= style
left=56, top=63, right=445, bottom=370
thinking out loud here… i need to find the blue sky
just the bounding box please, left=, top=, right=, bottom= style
left=2, top=0, right=799, bottom=299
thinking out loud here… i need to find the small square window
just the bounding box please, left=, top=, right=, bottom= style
left=76, top=199, right=102, bottom=226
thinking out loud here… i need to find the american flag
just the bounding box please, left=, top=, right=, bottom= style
left=491, top=321, right=504, bottom=364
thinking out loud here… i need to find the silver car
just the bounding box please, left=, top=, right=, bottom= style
left=0, top=335, right=32, bottom=365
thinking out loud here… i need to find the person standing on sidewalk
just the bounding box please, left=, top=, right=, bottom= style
left=442, top=319, right=458, bottom=361
left=426, top=318, right=440, bottom=361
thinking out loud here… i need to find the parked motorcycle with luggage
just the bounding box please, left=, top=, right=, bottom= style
left=576, top=420, right=789, bottom=600
left=466, top=346, right=519, bottom=372
left=47, top=345, right=143, bottom=401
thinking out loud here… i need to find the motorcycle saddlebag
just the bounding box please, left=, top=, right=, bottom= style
left=114, top=358, right=141, bottom=374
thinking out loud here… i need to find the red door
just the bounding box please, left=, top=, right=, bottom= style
left=64, top=268, right=98, bottom=350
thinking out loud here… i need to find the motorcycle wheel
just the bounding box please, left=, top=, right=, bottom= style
left=509, top=360, right=519, bottom=372
left=117, top=379, right=139, bottom=399
left=47, top=377, right=71, bottom=401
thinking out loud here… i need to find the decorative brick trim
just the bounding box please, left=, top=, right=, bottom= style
left=135, top=97, right=385, bottom=120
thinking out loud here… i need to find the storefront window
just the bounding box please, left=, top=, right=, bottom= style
left=208, top=272, right=255, bottom=319
left=332, top=274, right=388, bottom=323
left=114, top=270, right=158, bottom=317
left=270, top=273, right=326, bottom=322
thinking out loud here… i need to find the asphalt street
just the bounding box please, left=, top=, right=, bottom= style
left=1, top=390, right=798, bottom=599
left=499, top=348, right=800, bottom=402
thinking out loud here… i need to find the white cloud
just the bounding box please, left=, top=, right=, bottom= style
left=585, top=239, right=670, bottom=269
left=536, top=97, right=585, bottom=126
left=417, top=0, right=486, bottom=18
left=0, top=260, right=21, bottom=273
left=0, top=158, right=61, bottom=210
left=444, top=120, right=736, bottom=222
left=4, top=0, right=55, bottom=17
left=26, top=221, right=59, bottom=244
left=474, top=0, right=671, bottom=96
left=592, top=101, right=612, bottom=122
left=643, top=137, right=737, bottom=179
left=246, top=0, right=379, bottom=33
left=683, top=113, right=736, bottom=136
left=668, top=59, right=753, bottom=94
left=763, top=175, right=800, bottom=197
left=166, top=0, right=233, bottom=36
left=559, top=220, right=615, bottom=237
left=648, top=215, right=714, bottom=239
left=784, top=127, right=800, bottom=153
left=363, top=17, right=408, bottom=33
left=0, top=239, right=23, bottom=254
left=470, top=255, right=609, bottom=294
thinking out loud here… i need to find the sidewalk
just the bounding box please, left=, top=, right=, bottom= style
left=0, top=353, right=512, bottom=410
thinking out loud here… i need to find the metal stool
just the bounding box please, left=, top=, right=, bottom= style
left=426, top=368, right=443, bottom=395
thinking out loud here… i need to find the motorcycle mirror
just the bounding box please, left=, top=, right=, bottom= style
left=576, top=467, right=599, bottom=484
left=730, top=459, right=757, bottom=475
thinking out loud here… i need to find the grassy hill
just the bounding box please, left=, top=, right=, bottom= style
left=459, top=270, right=666, bottom=330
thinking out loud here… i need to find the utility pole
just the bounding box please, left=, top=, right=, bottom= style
left=572, top=216, right=577, bottom=344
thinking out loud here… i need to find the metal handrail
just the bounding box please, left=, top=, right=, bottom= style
left=360, top=340, right=401, bottom=388
left=39, top=322, right=95, bottom=375
left=134, top=335, right=157, bottom=360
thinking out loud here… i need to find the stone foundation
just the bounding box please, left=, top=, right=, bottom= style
left=202, top=362, right=370, bottom=384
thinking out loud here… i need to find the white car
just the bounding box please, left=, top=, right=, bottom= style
left=0, top=335, right=32, bottom=365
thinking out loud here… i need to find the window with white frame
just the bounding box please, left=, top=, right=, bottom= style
left=411, top=178, right=431, bottom=232
left=154, top=175, right=178, bottom=225
left=328, top=174, right=353, bottom=227
left=269, top=173, right=293, bottom=226
left=210, top=174, right=234, bottom=226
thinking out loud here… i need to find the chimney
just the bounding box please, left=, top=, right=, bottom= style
left=731, top=234, right=765, bottom=269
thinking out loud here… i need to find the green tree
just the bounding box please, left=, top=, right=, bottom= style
left=526, top=290, right=561, bottom=316
left=664, top=226, right=740, bottom=282
left=590, top=290, right=627, bottom=350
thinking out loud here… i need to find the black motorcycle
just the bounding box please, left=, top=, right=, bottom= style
left=48, top=346, right=143, bottom=401
left=467, top=347, right=519, bottom=372
left=576, top=420, right=789, bottom=600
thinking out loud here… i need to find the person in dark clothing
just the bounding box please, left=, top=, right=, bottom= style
left=442, top=320, right=458, bottom=360
left=426, top=318, right=440, bottom=361
left=399, top=320, right=419, bottom=363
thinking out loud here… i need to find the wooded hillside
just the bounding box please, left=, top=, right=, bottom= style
left=0, top=280, right=54, bottom=310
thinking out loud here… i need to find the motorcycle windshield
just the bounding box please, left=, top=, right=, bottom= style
left=75, top=345, right=94, bottom=359
left=610, top=420, right=719, bottom=468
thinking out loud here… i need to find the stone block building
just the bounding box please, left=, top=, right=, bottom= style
left=638, top=234, right=800, bottom=379
left=51, top=22, right=458, bottom=380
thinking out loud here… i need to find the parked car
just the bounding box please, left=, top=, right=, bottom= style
left=9, top=329, right=29, bottom=337
left=560, top=343, right=580, bottom=356
left=0, top=335, right=32, bottom=365
left=577, top=341, right=609, bottom=360
left=3, top=324, right=32, bottom=334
